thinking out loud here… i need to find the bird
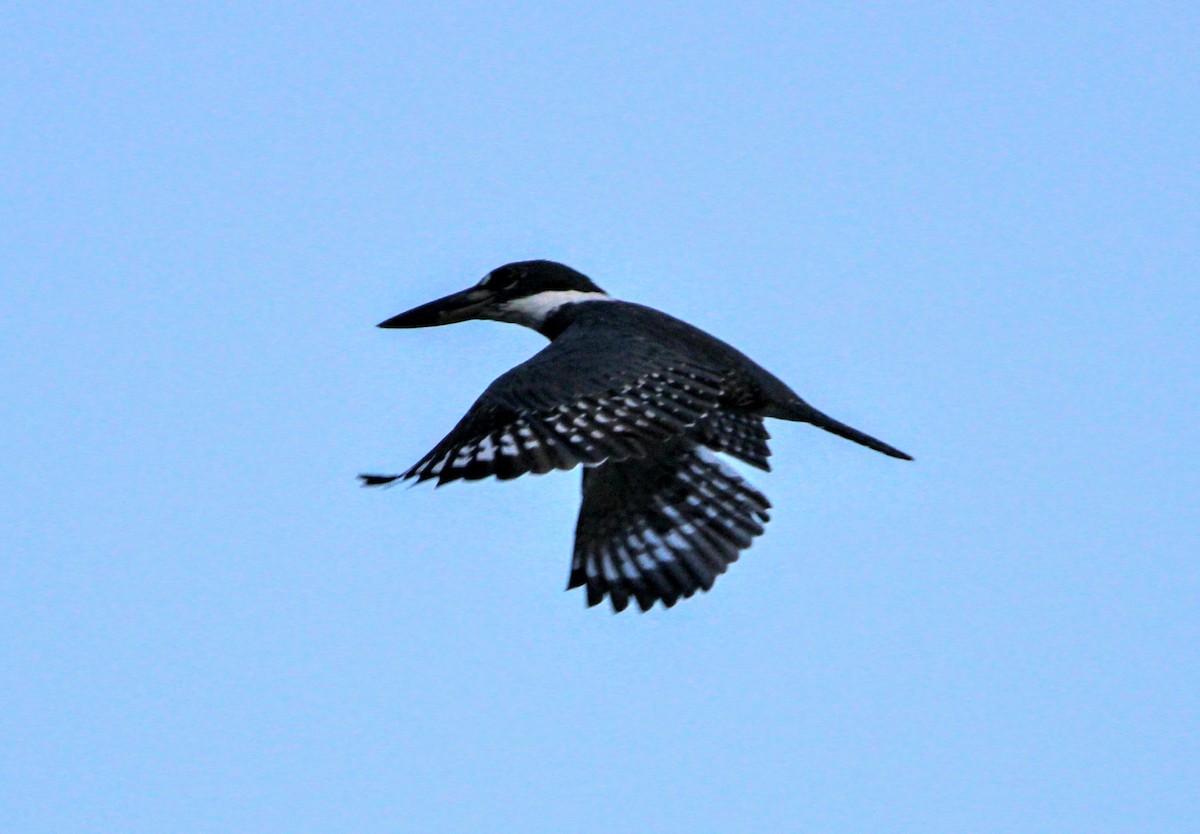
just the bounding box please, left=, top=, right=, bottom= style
left=361, top=260, right=911, bottom=612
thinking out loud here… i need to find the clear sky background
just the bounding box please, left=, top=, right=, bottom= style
left=3, top=3, right=1197, bottom=832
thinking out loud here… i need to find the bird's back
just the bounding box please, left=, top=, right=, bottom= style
left=545, top=299, right=805, bottom=418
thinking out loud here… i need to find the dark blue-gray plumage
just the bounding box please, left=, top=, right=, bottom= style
left=363, top=260, right=911, bottom=612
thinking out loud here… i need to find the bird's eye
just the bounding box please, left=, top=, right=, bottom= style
left=483, top=271, right=518, bottom=291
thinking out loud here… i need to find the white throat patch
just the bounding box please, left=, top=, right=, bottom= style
left=491, top=290, right=613, bottom=328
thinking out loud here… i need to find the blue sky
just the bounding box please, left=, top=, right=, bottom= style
left=3, top=3, right=1197, bottom=832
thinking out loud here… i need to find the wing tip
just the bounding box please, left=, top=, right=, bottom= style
left=358, top=473, right=402, bottom=487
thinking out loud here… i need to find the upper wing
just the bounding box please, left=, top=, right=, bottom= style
left=697, top=411, right=772, bottom=471
left=402, top=329, right=730, bottom=485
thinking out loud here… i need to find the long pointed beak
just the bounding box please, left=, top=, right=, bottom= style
left=377, top=286, right=495, bottom=329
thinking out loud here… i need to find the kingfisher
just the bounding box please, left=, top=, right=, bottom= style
left=362, top=260, right=911, bottom=612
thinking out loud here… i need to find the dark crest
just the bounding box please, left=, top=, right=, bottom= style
left=482, top=260, right=606, bottom=296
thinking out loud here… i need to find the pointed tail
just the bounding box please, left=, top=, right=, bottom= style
left=781, top=401, right=912, bottom=460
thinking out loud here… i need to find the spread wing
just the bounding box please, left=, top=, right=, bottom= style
left=697, top=411, right=772, bottom=471
left=400, top=331, right=730, bottom=486
left=569, top=439, right=772, bottom=612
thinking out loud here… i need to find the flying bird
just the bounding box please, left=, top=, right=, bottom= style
left=362, top=260, right=911, bottom=612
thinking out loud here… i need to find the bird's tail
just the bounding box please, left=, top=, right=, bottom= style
left=778, top=400, right=912, bottom=460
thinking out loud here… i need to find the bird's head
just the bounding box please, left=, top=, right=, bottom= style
left=378, top=260, right=609, bottom=332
